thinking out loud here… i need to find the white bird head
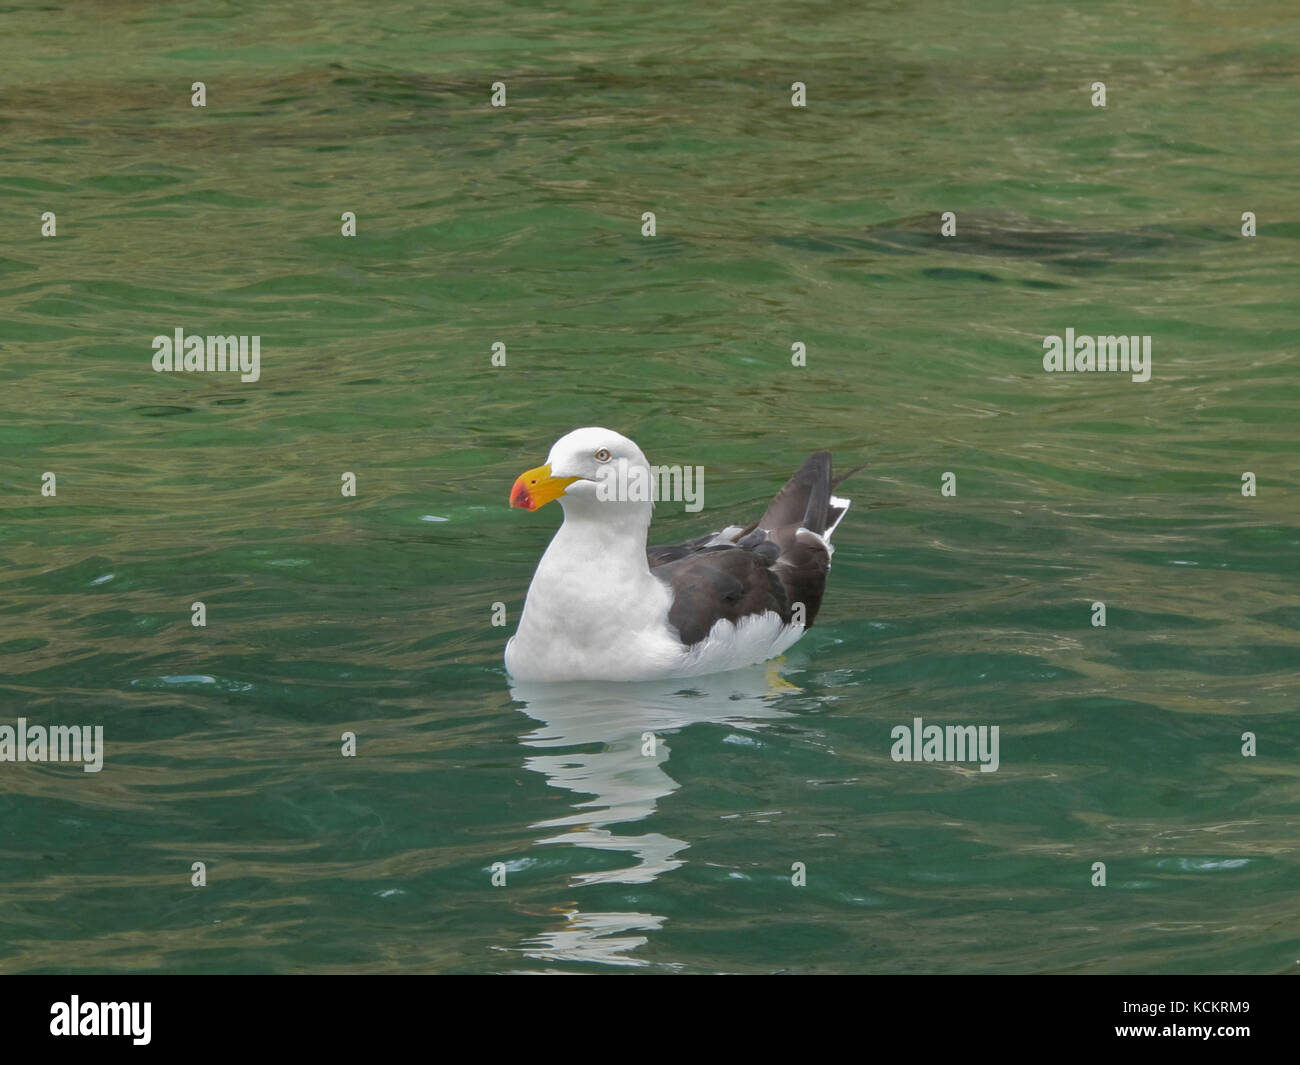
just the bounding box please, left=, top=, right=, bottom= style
left=509, top=427, right=652, bottom=519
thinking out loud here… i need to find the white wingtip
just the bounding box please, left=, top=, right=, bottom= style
left=824, top=495, right=851, bottom=541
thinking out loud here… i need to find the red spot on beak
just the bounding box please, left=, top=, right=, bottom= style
left=510, top=477, right=535, bottom=510
left=510, top=464, right=573, bottom=510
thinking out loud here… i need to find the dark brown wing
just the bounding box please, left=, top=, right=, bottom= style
left=647, top=453, right=861, bottom=648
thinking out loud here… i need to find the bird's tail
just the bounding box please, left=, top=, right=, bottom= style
left=823, top=461, right=865, bottom=542
left=759, top=452, right=864, bottom=540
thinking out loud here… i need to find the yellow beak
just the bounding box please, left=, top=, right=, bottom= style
left=510, top=464, right=580, bottom=510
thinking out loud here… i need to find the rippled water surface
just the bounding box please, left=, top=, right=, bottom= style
left=2, top=0, right=1298, bottom=973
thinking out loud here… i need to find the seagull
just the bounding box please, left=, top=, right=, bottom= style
left=505, top=427, right=859, bottom=682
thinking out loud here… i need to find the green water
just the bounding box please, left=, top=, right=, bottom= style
left=2, top=0, right=1298, bottom=973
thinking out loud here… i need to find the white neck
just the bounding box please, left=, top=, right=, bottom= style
left=546, top=498, right=653, bottom=577
left=509, top=499, right=673, bottom=677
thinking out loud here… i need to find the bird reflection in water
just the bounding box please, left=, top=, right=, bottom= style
left=508, top=663, right=797, bottom=967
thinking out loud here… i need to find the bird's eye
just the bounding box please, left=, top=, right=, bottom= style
left=594, top=448, right=611, bottom=462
